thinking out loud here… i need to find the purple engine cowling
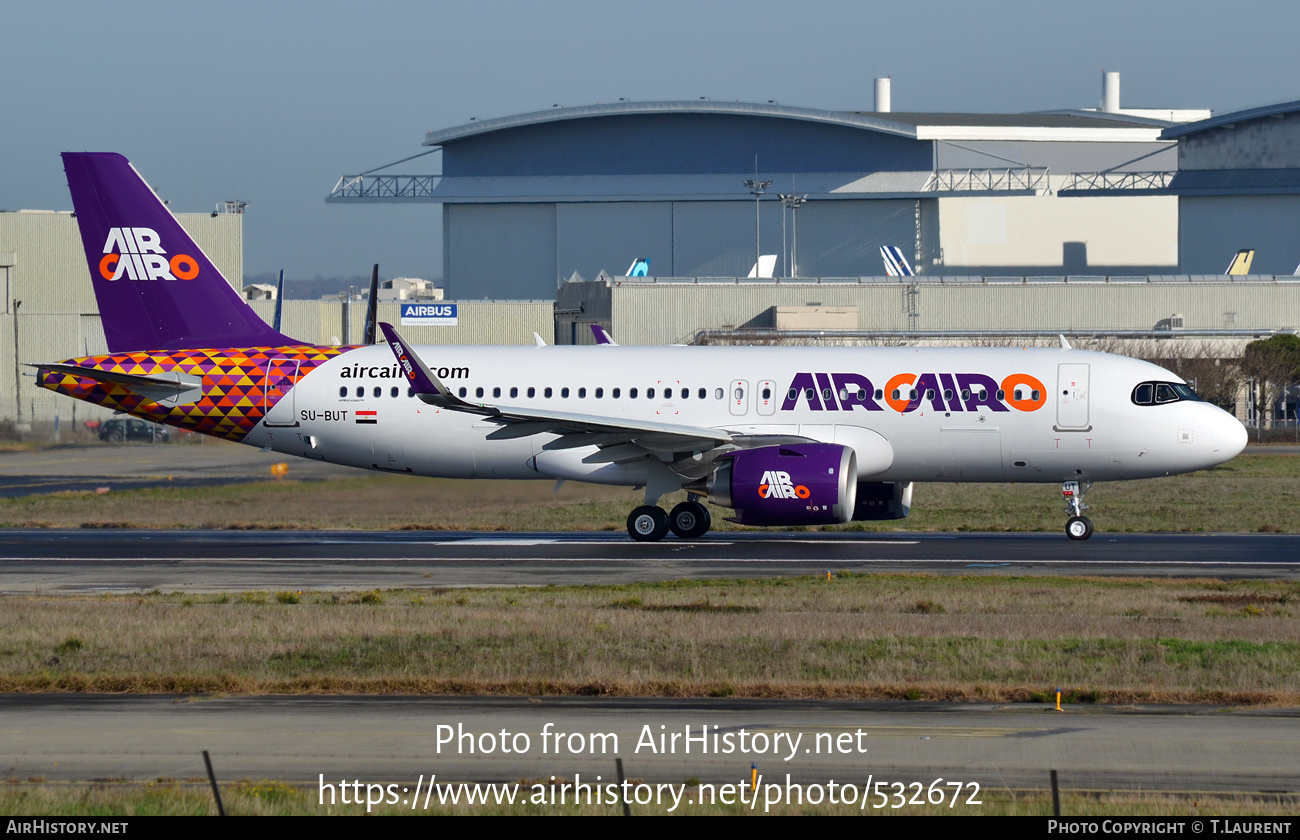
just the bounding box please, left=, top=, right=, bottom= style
left=708, top=443, right=858, bottom=526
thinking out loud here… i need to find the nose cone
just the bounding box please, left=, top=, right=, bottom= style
left=1212, top=409, right=1248, bottom=461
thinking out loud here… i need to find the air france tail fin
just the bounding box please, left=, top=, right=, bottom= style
left=1225, top=249, right=1255, bottom=275
left=62, top=152, right=297, bottom=352
left=880, top=245, right=914, bottom=277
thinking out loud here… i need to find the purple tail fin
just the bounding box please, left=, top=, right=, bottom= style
left=62, top=152, right=297, bottom=352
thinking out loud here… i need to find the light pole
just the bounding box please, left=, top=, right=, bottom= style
left=743, top=178, right=772, bottom=276
left=780, top=194, right=807, bottom=277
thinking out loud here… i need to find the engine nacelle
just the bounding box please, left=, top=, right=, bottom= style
left=708, top=443, right=858, bottom=526
left=852, top=481, right=913, bottom=520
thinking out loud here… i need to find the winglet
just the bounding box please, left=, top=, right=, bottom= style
left=1059, top=334, right=1073, bottom=350
left=379, top=321, right=494, bottom=415
left=534, top=332, right=547, bottom=346
left=590, top=324, right=618, bottom=345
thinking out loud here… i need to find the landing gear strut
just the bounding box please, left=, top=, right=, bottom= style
left=1062, top=480, right=1093, bottom=540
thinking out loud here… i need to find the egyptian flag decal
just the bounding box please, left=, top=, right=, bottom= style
left=355, top=410, right=378, bottom=425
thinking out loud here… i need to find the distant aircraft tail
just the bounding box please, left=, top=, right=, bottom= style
left=747, top=255, right=777, bottom=278
left=880, top=245, right=914, bottom=277
left=1225, top=249, right=1255, bottom=276
left=61, top=152, right=296, bottom=352
left=590, top=324, right=618, bottom=345
left=626, top=258, right=650, bottom=277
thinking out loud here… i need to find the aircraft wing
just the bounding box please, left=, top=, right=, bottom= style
left=378, top=323, right=804, bottom=470
left=32, top=363, right=203, bottom=406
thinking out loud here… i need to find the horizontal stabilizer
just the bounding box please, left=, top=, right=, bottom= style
left=33, top=363, right=202, bottom=406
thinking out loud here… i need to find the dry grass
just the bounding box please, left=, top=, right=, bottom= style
left=0, top=455, right=1296, bottom=533
left=2, top=779, right=1296, bottom=816
left=3, top=575, right=1299, bottom=703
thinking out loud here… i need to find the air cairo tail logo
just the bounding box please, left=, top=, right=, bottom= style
left=98, top=227, right=199, bottom=281
left=758, top=470, right=810, bottom=500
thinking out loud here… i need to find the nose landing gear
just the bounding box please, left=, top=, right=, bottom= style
left=1062, top=480, right=1093, bottom=540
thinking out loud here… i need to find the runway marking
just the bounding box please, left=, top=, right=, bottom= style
left=5, top=556, right=1300, bottom=566
left=316, top=538, right=924, bottom=547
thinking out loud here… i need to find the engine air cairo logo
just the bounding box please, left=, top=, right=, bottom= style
left=98, top=227, right=199, bottom=281
left=758, top=470, right=810, bottom=500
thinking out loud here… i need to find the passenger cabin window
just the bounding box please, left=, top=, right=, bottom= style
left=544, top=387, right=553, bottom=398
left=510, top=387, right=518, bottom=398
left=339, top=386, right=347, bottom=398
left=355, top=387, right=364, bottom=398
left=612, top=388, right=620, bottom=398
left=630, top=388, right=638, bottom=398
left=493, top=387, right=501, bottom=398
left=407, top=388, right=414, bottom=398
left=762, top=386, right=771, bottom=400
left=698, top=388, right=706, bottom=399
left=527, top=387, right=535, bottom=398
left=373, top=387, right=382, bottom=398
left=561, top=387, right=570, bottom=398
left=595, top=387, right=603, bottom=398
left=578, top=387, right=586, bottom=398
left=458, top=387, right=468, bottom=398
left=664, top=388, right=672, bottom=399
left=714, top=388, right=724, bottom=399
left=647, top=388, right=656, bottom=399
left=476, top=387, right=484, bottom=398
left=390, top=386, right=399, bottom=398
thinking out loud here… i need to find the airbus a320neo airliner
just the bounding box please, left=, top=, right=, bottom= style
left=38, top=153, right=1248, bottom=541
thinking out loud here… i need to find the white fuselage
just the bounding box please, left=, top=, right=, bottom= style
left=240, top=344, right=1248, bottom=488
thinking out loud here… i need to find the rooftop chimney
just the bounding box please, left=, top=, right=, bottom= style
left=1102, top=71, right=1120, bottom=113
left=874, top=77, right=891, bottom=113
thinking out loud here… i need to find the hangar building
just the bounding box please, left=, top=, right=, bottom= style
left=330, top=95, right=1193, bottom=299
left=1160, top=100, right=1300, bottom=276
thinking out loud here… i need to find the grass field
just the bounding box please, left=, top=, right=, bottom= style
left=4, top=575, right=1298, bottom=703
left=0, top=453, right=1296, bottom=534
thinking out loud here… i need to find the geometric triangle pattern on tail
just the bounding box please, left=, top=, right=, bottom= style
left=39, top=345, right=347, bottom=441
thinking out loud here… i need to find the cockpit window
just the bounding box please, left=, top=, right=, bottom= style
left=1132, top=381, right=1202, bottom=406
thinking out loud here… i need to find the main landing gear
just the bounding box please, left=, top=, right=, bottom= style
left=626, top=496, right=712, bottom=542
left=1062, top=480, right=1093, bottom=540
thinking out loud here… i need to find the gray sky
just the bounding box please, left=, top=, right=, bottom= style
left=5, top=0, right=1299, bottom=282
